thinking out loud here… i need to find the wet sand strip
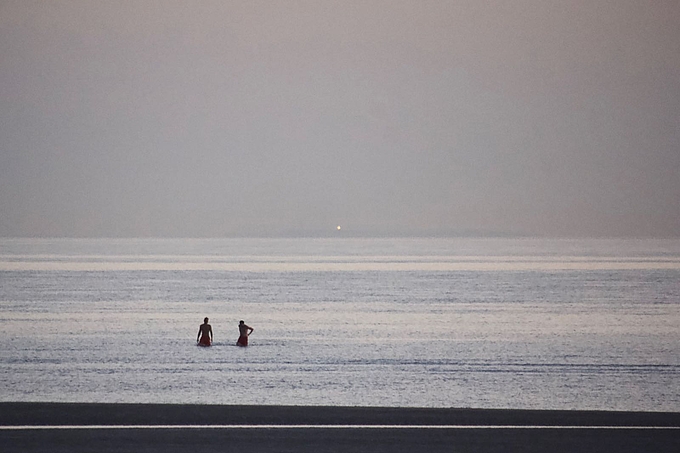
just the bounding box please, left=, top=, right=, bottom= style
left=1, top=403, right=678, bottom=452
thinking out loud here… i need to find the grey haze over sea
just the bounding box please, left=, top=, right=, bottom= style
left=1, top=237, right=679, bottom=411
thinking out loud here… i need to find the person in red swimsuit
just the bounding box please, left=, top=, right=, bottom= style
left=197, top=317, right=213, bottom=346
left=236, top=320, right=253, bottom=346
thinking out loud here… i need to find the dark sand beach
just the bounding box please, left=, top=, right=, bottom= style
left=1, top=403, right=678, bottom=452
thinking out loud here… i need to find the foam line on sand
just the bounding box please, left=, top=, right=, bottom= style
left=1, top=424, right=679, bottom=430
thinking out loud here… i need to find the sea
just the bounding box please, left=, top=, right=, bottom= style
left=1, top=237, right=679, bottom=411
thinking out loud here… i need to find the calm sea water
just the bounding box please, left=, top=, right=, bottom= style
left=1, top=237, right=679, bottom=411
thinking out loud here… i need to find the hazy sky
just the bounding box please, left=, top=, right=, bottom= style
left=1, top=1, right=679, bottom=237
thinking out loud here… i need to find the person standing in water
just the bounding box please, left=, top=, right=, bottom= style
left=236, top=320, right=253, bottom=347
left=197, top=317, right=213, bottom=346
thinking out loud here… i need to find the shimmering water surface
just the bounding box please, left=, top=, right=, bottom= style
left=1, top=238, right=679, bottom=410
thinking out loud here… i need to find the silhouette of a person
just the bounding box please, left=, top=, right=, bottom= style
left=236, top=320, right=253, bottom=347
left=197, top=317, right=213, bottom=346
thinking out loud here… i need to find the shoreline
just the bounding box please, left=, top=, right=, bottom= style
left=1, top=402, right=680, bottom=427
left=1, top=403, right=679, bottom=452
